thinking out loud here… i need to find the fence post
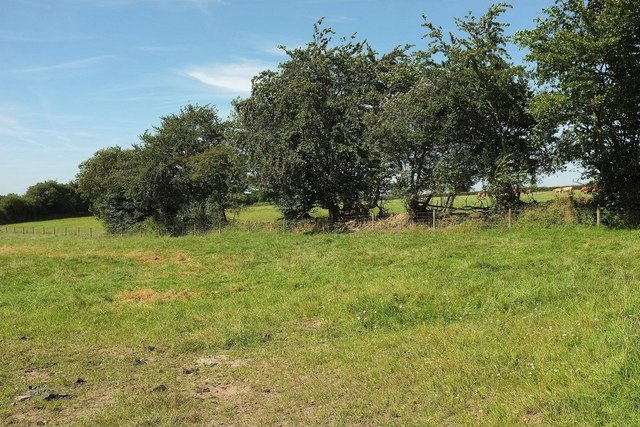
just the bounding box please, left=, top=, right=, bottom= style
left=432, top=209, right=436, bottom=229
left=65, top=227, right=67, bottom=236
left=596, top=205, right=601, bottom=227
left=371, top=212, right=375, bottom=231
left=508, top=208, right=512, bottom=230
left=53, top=227, right=56, bottom=236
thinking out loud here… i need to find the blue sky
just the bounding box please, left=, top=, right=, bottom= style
left=0, top=0, right=580, bottom=195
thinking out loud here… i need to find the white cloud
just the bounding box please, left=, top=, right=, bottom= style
left=185, top=61, right=273, bottom=94
left=12, top=55, right=114, bottom=74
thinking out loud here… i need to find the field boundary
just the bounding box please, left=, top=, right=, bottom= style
left=0, top=204, right=604, bottom=238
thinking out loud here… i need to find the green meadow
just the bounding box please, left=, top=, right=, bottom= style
left=1, top=221, right=638, bottom=425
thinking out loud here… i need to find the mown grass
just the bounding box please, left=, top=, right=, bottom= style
left=0, top=224, right=638, bottom=426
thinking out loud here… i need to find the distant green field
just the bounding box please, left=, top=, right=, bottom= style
left=0, top=216, right=104, bottom=235
left=0, top=226, right=638, bottom=425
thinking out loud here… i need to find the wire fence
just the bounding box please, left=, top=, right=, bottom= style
left=0, top=204, right=604, bottom=238
left=0, top=225, right=100, bottom=237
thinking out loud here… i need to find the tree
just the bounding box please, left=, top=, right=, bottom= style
left=187, top=144, right=248, bottom=227
left=370, top=64, right=476, bottom=217
left=235, top=21, right=400, bottom=220
left=0, top=194, right=34, bottom=224
left=517, top=0, right=640, bottom=221
left=422, top=4, right=546, bottom=210
left=77, top=105, right=246, bottom=235
left=76, top=147, right=148, bottom=233
left=136, top=104, right=246, bottom=235
left=25, top=180, right=88, bottom=218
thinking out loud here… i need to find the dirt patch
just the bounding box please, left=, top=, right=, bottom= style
left=524, top=407, right=543, bottom=425
left=116, top=288, right=196, bottom=302
left=5, top=405, right=50, bottom=426
left=196, top=356, right=224, bottom=367
left=215, top=383, right=250, bottom=398
left=193, top=383, right=251, bottom=402
left=194, top=355, right=247, bottom=370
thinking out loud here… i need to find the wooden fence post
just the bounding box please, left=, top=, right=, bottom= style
left=432, top=209, right=436, bottom=229
left=508, top=208, right=512, bottom=230
left=371, top=212, right=375, bottom=231
left=596, top=206, right=601, bottom=227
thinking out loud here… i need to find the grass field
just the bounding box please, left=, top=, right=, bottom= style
left=0, top=224, right=638, bottom=425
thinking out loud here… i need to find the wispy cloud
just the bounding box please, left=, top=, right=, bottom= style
left=0, top=112, right=53, bottom=149
left=185, top=61, right=273, bottom=94
left=12, top=55, right=115, bottom=74
left=134, top=44, right=191, bottom=54
left=0, top=31, right=93, bottom=44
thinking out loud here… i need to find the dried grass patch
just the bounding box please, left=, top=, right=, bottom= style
left=116, top=288, right=196, bottom=302
left=289, top=318, right=326, bottom=332
left=0, top=245, right=50, bottom=256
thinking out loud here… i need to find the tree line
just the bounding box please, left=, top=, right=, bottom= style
left=65, top=1, right=640, bottom=234
left=0, top=181, right=89, bottom=225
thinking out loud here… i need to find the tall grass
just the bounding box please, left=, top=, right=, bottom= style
left=0, top=225, right=638, bottom=425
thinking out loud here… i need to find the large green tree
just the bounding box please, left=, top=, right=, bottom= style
left=517, top=0, right=640, bottom=221
left=76, top=147, right=148, bottom=233
left=370, top=63, right=476, bottom=217
left=136, top=104, right=237, bottom=234
left=423, top=4, right=545, bottom=210
left=78, top=104, right=246, bottom=235
left=235, top=22, right=400, bottom=220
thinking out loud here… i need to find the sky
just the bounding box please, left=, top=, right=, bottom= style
left=0, top=0, right=582, bottom=195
